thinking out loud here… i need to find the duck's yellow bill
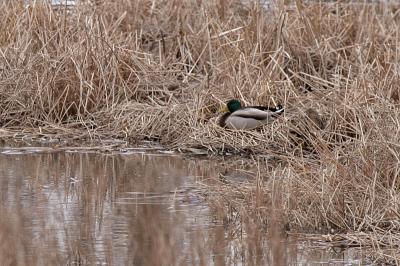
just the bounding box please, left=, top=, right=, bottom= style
left=219, top=106, right=229, bottom=113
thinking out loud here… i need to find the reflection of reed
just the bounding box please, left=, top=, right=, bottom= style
left=0, top=151, right=364, bottom=265
left=0, top=153, right=211, bottom=264
left=128, top=203, right=179, bottom=265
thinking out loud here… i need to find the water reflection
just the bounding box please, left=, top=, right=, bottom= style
left=0, top=149, right=365, bottom=265
left=0, top=152, right=207, bottom=265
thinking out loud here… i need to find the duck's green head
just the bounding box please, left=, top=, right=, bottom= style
left=220, top=99, right=242, bottom=113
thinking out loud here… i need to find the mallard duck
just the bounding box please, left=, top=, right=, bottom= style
left=219, top=99, right=284, bottom=129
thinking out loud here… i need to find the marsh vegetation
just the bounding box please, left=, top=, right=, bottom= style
left=1, top=0, right=400, bottom=264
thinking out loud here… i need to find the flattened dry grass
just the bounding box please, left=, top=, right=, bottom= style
left=1, top=0, right=400, bottom=263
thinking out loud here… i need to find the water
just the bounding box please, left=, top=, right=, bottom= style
left=0, top=146, right=366, bottom=265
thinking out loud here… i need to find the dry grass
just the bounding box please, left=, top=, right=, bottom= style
left=1, top=0, right=400, bottom=263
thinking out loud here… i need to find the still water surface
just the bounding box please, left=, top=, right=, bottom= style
left=0, top=147, right=366, bottom=265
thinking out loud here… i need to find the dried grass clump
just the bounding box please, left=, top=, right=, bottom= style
left=1, top=0, right=400, bottom=263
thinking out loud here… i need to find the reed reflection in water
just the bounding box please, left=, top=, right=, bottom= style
left=0, top=149, right=365, bottom=265
left=0, top=152, right=215, bottom=265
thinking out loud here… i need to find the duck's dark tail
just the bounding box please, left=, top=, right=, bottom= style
left=249, top=104, right=284, bottom=113
left=273, top=104, right=284, bottom=114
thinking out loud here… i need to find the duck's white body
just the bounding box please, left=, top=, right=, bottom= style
left=222, top=106, right=284, bottom=130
